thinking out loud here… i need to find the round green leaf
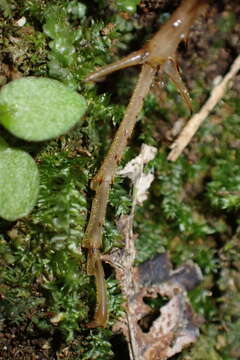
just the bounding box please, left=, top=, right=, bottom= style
left=0, top=77, right=87, bottom=141
left=0, top=148, right=39, bottom=221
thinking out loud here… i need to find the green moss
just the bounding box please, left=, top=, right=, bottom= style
left=207, top=157, right=240, bottom=210
left=115, top=0, right=141, bottom=13
left=217, top=12, right=236, bottom=33
left=181, top=326, right=223, bottom=360
left=0, top=0, right=12, bottom=17
left=1, top=0, right=240, bottom=358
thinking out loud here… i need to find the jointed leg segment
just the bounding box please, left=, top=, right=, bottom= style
left=83, top=0, right=207, bottom=327
left=83, top=64, right=156, bottom=327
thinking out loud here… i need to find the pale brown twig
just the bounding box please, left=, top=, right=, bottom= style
left=168, top=54, right=240, bottom=161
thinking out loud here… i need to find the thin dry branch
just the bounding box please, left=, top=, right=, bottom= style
left=168, top=54, right=240, bottom=161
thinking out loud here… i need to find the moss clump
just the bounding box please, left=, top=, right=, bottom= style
left=1, top=0, right=240, bottom=358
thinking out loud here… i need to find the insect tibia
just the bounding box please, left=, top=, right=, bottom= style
left=84, top=49, right=147, bottom=82
left=86, top=249, right=108, bottom=328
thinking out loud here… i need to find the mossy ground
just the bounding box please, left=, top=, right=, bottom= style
left=0, top=0, right=240, bottom=359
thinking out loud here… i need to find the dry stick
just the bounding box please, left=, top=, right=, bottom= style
left=168, top=54, right=240, bottom=161
left=83, top=64, right=156, bottom=327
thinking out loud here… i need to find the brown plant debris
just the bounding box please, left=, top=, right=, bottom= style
left=105, top=144, right=203, bottom=360
left=112, top=248, right=203, bottom=360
